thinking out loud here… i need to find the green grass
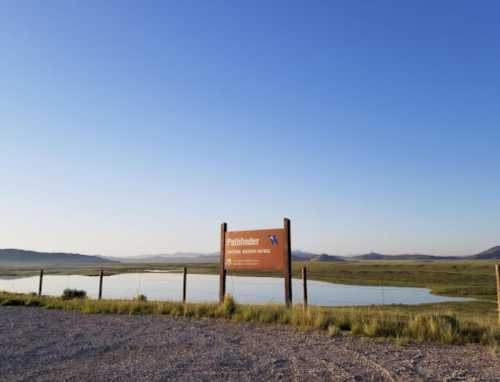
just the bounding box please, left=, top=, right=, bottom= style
left=1, top=259, right=498, bottom=349
left=293, top=260, right=499, bottom=300
left=0, top=291, right=498, bottom=352
left=2, top=260, right=498, bottom=300
left=62, top=288, right=87, bottom=300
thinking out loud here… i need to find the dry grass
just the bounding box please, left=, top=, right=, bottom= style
left=0, top=291, right=498, bottom=352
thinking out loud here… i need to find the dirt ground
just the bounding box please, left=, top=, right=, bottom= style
left=0, top=306, right=499, bottom=381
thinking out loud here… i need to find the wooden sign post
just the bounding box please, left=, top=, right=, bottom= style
left=219, top=218, right=292, bottom=307
left=496, top=264, right=500, bottom=323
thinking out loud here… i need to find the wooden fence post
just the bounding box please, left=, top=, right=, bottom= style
left=98, top=270, right=104, bottom=300
left=38, top=269, right=44, bottom=296
left=183, top=267, right=187, bottom=303
left=219, top=222, right=227, bottom=304
left=496, top=264, right=500, bottom=323
left=283, top=218, right=292, bottom=307
left=302, top=266, right=308, bottom=309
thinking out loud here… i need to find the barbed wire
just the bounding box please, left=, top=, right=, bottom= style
left=0, top=270, right=470, bottom=307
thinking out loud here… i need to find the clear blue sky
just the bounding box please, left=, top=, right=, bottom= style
left=1, top=1, right=499, bottom=256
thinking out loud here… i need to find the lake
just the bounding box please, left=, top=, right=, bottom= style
left=0, top=272, right=468, bottom=306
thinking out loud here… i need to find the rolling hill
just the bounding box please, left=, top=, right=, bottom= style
left=103, top=253, right=219, bottom=264
left=469, top=246, right=500, bottom=260
left=350, top=252, right=461, bottom=261
left=0, top=249, right=118, bottom=267
left=309, top=254, right=346, bottom=262
left=2, top=245, right=499, bottom=267
left=107, top=246, right=500, bottom=263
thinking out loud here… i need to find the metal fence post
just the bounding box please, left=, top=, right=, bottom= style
left=98, top=270, right=104, bottom=300
left=183, top=267, right=187, bottom=303
left=302, top=266, right=308, bottom=309
left=38, top=269, right=44, bottom=296
left=219, top=223, right=227, bottom=303
left=283, top=218, right=292, bottom=307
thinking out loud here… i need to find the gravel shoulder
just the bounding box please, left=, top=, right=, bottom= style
left=0, top=306, right=499, bottom=381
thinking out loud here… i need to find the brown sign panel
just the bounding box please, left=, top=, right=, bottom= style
left=224, top=228, right=285, bottom=271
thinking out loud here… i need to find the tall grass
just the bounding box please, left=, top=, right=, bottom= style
left=62, top=289, right=87, bottom=300
left=0, top=291, right=498, bottom=351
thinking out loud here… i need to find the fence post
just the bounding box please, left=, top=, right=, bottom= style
left=219, top=222, right=227, bottom=304
left=38, top=269, right=44, bottom=296
left=302, top=266, right=308, bottom=309
left=183, top=267, right=187, bottom=303
left=283, top=218, right=292, bottom=307
left=496, top=264, right=500, bottom=323
left=98, top=270, right=104, bottom=300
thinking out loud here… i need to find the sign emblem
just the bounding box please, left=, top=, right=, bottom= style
left=269, top=235, right=278, bottom=245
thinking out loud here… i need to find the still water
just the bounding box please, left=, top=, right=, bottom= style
left=0, top=273, right=467, bottom=306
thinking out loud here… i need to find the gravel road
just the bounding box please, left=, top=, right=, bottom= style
left=0, top=306, right=498, bottom=381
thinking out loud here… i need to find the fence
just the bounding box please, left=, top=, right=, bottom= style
left=3, top=265, right=499, bottom=317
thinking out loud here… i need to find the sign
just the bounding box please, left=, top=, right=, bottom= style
left=224, top=228, right=285, bottom=271
left=219, top=218, right=292, bottom=306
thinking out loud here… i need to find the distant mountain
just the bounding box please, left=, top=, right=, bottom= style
left=350, top=252, right=461, bottom=261
left=0, top=249, right=117, bottom=267
left=469, top=246, right=500, bottom=260
left=310, top=254, right=346, bottom=262
left=109, top=250, right=335, bottom=263
left=346, top=252, right=465, bottom=261
left=104, top=253, right=219, bottom=264
left=291, top=250, right=317, bottom=261
left=351, top=252, right=386, bottom=260
left=109, top=247, right=500, bottom=264
left=348, top=247, right=500, bottom=261
left=129, top=252, right=214, bottom=260
left=7, top=244, right=496, bottom=267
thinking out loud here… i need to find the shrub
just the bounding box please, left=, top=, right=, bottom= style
left=234, top=305, right=257, bottom=322
left=406, top=314, right=459, bottom=344
left=328, top=324, right=341, bottom=337
left=313, top=311, right=331, bottom=330
left=62, top=289, right=87, bottom=300
left=219, top=294, right=236, bottom=317
left=0, top=298, right=24, bottom=306
left=129, top=302, right=154, bottom=315
left=481, top=326, right=500, bottom=350
left=24, top=298, right=41, bottom=307
left=362, top=316, right=406, bottom=338
left=256, top=305, right=287, bottom=324
left=351, top=321, right=364, bottom=335
left=135, top=294, right=147, bottom=302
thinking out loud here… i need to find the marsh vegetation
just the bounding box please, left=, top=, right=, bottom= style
left=1, top=291, right=498, bottom=353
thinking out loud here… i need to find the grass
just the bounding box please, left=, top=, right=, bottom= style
left=293, top=260, right=499, bottom=300
left=62, top=288, right=87, bottom=300
left=1, top=260, right=497, bottom=300
left=1, top=259, right=497, bottom=353
left=0, top=291, right=498, bottom=352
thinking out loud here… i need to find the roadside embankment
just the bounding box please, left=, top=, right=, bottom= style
left=0, top=291, right=498, bottom=351
left=1, top=305, right=500, bottom=381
